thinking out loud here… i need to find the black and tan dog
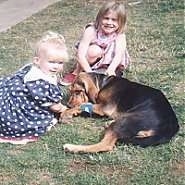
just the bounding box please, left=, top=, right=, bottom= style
left=62, top=72, right=179, bottom=153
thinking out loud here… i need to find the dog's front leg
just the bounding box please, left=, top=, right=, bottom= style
left=63, top=129, right=117, bottom=153
left=60, top=107, right=82, bottom=123
left=92, top=104, right=106, bottom=116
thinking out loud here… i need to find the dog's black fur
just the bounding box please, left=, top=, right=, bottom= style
left=63, top=72, right=179, bottom=153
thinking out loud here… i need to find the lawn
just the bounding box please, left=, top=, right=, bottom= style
left=0, top=0, right=184, bottom=185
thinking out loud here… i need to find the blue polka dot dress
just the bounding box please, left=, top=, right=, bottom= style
left=0, top=64, right=63, bottom=139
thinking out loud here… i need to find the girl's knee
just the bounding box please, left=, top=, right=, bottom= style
left=87, top=44, right=102, bottom=63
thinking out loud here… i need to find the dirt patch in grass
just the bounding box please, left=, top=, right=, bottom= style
left=30, top=172, right=53, bottom=185
left=68, top=159, right=132, bottom=184
left=24, top=170, right=54, bottom=185
left=174, top=81, right=185, bottom=95
left=6, top=146, right=27, bottom=156
left=171, top=160, right=185, bottom=176
left=0, top=173, right=17, bottom=185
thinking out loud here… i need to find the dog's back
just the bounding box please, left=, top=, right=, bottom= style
left=99, top=76, right=179, bottom=146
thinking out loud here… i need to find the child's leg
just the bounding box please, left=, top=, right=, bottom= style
left=73, top=44, right=102, bottom=73
left=60, top=44, right=103, bottom=85
left=69, top=44, right=103, bottom=74
left=86, top=44, right=103, bottom=65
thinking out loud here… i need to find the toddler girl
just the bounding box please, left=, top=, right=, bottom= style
left=0, top=31, right=68, bottom=144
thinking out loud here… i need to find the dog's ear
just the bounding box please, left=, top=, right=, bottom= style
left=83, top=80, right=97, bottom=103
left=79, top=74, right=98, bottom=103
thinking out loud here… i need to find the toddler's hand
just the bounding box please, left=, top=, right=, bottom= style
left=50, top=103, right=68, bottom=113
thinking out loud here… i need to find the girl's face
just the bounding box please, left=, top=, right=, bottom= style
left=100, top=10, right=119, bottom=35
left=34, top=45, right=66, bottom=76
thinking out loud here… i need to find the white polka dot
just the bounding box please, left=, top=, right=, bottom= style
left=19, top=92, right=24, bottom=96
left=37, top=121, right=42, bottom=125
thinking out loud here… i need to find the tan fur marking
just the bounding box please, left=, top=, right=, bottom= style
left=136, top=130, right=155, bottom=138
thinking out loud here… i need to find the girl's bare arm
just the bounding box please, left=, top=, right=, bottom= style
left=77, top=26, right=96, bottom=72
left=106, top=33, right=127, bottom=76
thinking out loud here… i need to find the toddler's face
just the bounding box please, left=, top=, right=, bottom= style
left=36, top=45, right=66, bottom=76
left=100, top=10, right=119, bottom=35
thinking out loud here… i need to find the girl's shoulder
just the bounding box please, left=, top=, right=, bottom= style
left=84, top=22, right=95, bottom=29
left=82, top=23, right=97, bottom=40
left=84, top=22, right=96, bottom=33
left=115, top=32, right=126, bottom=41
left=116, top=32, right=126, bottom=38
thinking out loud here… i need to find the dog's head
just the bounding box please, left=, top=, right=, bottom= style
left=67, top=72, right=99, bottom=107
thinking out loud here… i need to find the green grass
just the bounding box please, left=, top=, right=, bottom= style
left=0, top=0, right=184, bottom=185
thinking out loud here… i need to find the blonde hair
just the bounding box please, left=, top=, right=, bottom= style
left=34, top=31, right=69, bottom=62
left=95, top=1, right=127, bottom=33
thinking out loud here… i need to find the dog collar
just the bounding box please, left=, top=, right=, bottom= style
left=80, top=102, right=93, bottom=115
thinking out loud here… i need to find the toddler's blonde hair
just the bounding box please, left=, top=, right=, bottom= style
left=34, top=31, right=69, bottom=62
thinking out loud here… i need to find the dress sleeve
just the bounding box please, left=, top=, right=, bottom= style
left=26, top=80, right=62, bottom=107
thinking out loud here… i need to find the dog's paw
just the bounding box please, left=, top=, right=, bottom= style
left=63, top=144, right=79, bottom=153
left=59, top=112, right=73, bottom=123
left=60, top=108, right=81, bottom=119
left=60, top=116, right=73, bottom=124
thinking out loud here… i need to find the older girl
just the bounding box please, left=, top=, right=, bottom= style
left=61, top=1, right=130, bottom=85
